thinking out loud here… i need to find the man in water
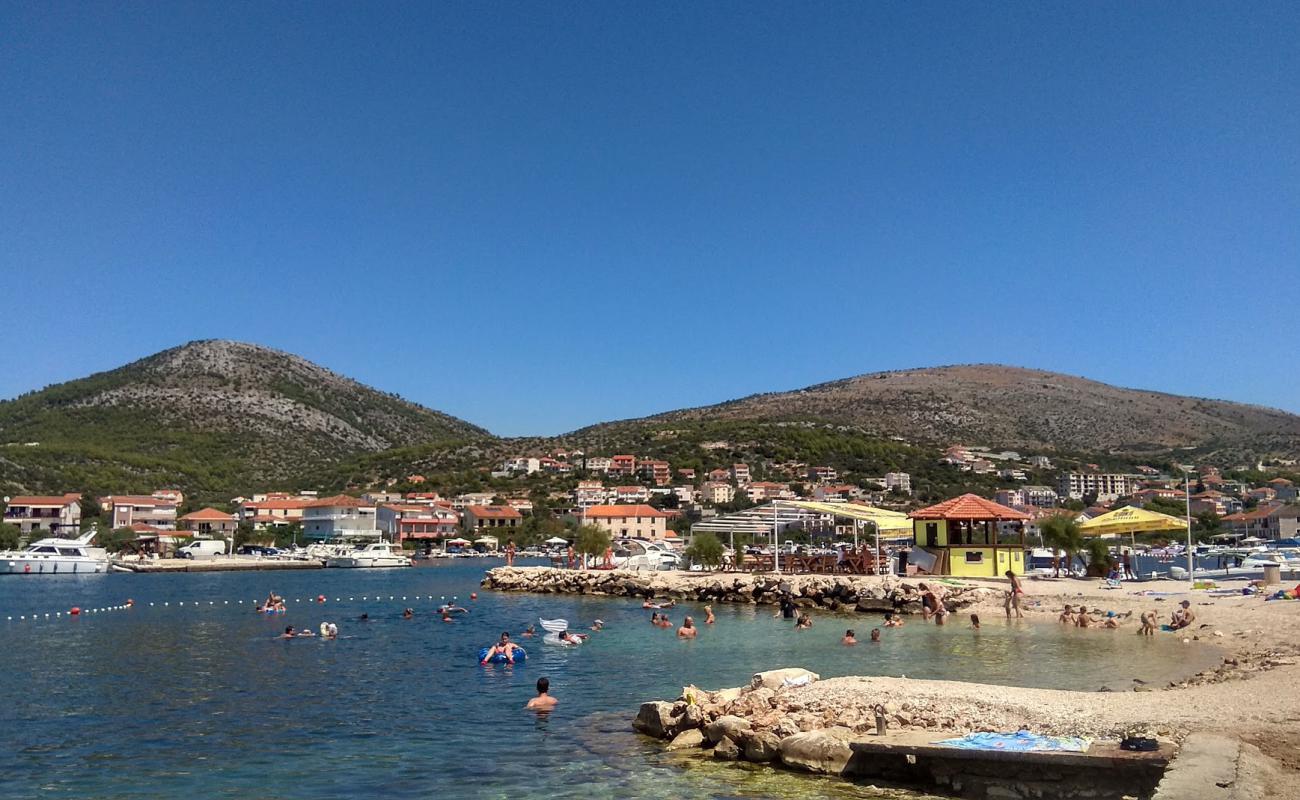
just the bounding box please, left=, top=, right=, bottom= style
left=522, top=624, right=537, bottom=637
left=402, top=608, right=414, bottom=619
left=778, top=594, right=797, bottom=620
left=482, top=631, right=523, bottom=663
left=1059, top=604, right=1075, bottom=624
left=970, top=614, right=981, bottom=629
left=590, top=619, right=604, bottom=631
left=841, top=629, right=857, bottom=645
left=870, top=628, right=881, bottom=642
left=1170, top=600, right=1195, bottom=630
left=526, top=677, right=557, bottom=711
left=677, top=616, right=697, bottom=639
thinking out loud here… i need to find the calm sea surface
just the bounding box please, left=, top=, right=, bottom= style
left=0, top=561, right=1213, bottom=799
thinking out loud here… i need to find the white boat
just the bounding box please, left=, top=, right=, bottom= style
left=1242, top=549, right=1300, bottom=570
left=610, top=538, right=681, bottom=571
left=325, top=541, right=412, bottom=568
left=0, top=530, right=109, bottom=575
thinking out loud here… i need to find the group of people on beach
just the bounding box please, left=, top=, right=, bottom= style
left=1059, top=599, right=1195, bottom=634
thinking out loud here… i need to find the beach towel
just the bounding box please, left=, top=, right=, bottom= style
left=934, top=732, right=1092, bottom=753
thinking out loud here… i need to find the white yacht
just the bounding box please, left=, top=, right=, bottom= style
left=1, top=530, right=109, bottom=575
left=325, top=541, right=412, bottom=569
left=609, top=538, right=681, bottom=571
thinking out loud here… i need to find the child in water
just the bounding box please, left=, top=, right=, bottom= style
left=841, top=629, right=857, bottom=645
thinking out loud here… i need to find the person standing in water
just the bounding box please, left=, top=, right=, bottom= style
left=1005, top=570, right=1025, bottom=618
left=526, top=677, right=558, bottom=711
left=841, top=629, right=858, bottom=645
left=704, top=605, right=716, bottom=625
left=677, top=617, right=697, bottom=639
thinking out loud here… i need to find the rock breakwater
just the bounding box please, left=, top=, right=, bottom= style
left=481, top=567, right=997, bottom=614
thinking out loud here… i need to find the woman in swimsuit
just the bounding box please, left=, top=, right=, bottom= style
left=1004, top=570, right=1025, bottom=619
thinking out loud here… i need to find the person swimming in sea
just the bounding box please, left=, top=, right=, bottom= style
left=704, top=605, right=716, bottom=625
left=970, top=614, right=981, bottom=629
left=677, top=617, right=697, bottom=639
left=402, top=608, right=414, bottom=619
left=557, top=629, right=588, bottom=645
left=522, top=624, right=537, bottom=637
left=279, top=625, right=313, bottom=639
left=870, top=628, right=881, bottom=642
left=590, top=619, right=604, bottom=631
left=1059, top=604, right=1075, bottom=624
left=526, top=676, right=557, bottom=711
left=1075, top=607, right=1095, bottom=628
left=841, top=629, right=857, bottom=645
left=795, top=612, right=813, bottom=630
left=883, top=612, right=904, bottom=628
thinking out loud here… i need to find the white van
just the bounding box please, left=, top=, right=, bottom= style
left=176, top=539, right=226, bottom=559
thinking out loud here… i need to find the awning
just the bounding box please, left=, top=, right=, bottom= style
left=1078, top=506, right=1187, bottom=536
left=544, top=536, right=569, bottom=545
left=782, top=500, right=912, bottom=531
left=446, top=538, right=471, bottom=546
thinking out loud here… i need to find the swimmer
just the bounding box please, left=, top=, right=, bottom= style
left=1076, top=607, right=1095, bottom=628
left=1059, top=604, right=1075, bottom=624
left=591, top=619, right=604, bottom=631
left=439, top=604, right=469, bottom=614
left=795, top=613, right=813, bottom=630
left=558, top=629, right=588, bottom=645
left=970, top=614, right=981, bottom=629
left=402, top=608, right=414, bottom=620
left=841, top=629, right=857, bottom=645
left=481, top=631, right=523, bottom=664
left=522, top=624, right=537, bottom=637
left=280, top=625, right=297, bottom=639
left=677, top=617, right=697, bottom=639
left=359, top=613, right=370, bottom=622
left=704, top=605, right=716, bottom=625
left=870, top=628, right=881, bottom=642
left=650, top=612, right=661, bottom=626
left=441, top=612, right=454, bottom=623
left=526, top=676, right=557, bottom=711
left=883, top=612, right=904, bottom=628
left=657, top=616, right=673, bottom=629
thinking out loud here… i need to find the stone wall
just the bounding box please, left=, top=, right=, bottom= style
left=482, top=567, right=998, bottom=614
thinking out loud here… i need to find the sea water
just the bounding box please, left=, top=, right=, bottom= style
left=0, top=561, right=1215, bottom=799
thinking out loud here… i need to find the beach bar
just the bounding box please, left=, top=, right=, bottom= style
left=910, top=494, right=1029, bottom=577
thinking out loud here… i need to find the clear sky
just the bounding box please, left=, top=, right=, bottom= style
left=2, top=2, right=1297, bottom=436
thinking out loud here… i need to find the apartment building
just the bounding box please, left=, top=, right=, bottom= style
left=462, top=505, right=522, bottom=532
left=302, top=495, right=381, bottom=540
left=612, top=485, right=651, bottom=504
left=378, top=504, right=459, bottom=543
left=807, top=465, right=838, bottom=483
left=180, top=508, right=238, bottom=537
left=573, top=481, right=609, bottom=508
left=730, top=463, right=751, bottom=485
left=746, top=481, right=793, bottom=502
left=237, top=497, right=314, bottom=529
left=700, top=482, right=736, bottom=505
left=636, top=460, right=672, bottom=487
left=1056, top=473, right=1142, bottom=502
left=102, top=494, right=179, bottom=530
left=608, top=455, right=637, bottom=477
left=583, top=504, right=669, bottom=541
left=584, top=456, right=612, bottom=474
left=3, top=494, right=82, bottom=536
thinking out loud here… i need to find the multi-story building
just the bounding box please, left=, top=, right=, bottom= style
left=700, top=482, right=736, bottom=505
left=672, top=485, right=698, bottom=504
left=1056, top=473, right=1142, bottom=502
left=1028, top=455, right=1053, bottom=469
left=746, top=481, right=793, bottom=502
left=1022, top=486, right=1059, bottom=508
left=883, top=472, right=912, bottom=494
left=677, top=468, right=696, bottom=481
left=573, top=481, right=609, bottom=508
left=462, top=505, right=522, bottom=532
left=998, top=468, right=1028, bottom=482
left=102, top=494, right=180, bottom=530
left=237, top=497, right=314, bottom=529
left=612, top=485, right=651, bottom=504
left=707, top=468, right=731, bottom=483
left=3, top=494, right=82, bottom=536
left=636, top=460, right=672, bottom=487
left=301, top=495, right=381, bottom=540
left=1223, top=505, right=1300, bottom=541
left=180, top=508, right=238, bottom=537
left=1269, top=478, right=1298, bottom=501
left=813, top=484, right=861, bottom=501
left=1190, top=491, right=1241, bottom=517
left=584, top=504, right=670, bottom=541
left=608, top=455, right=637, bottom=477
left=378, top=504, right=460, bottom=543
left=450, top=492, right=496, bottom=510
left=584, top=456, right=612, bottom=474
left=730, top=463, right=751, bottom=485
left=993, top=489, right=1025, bottom=508
left=501, top=457, right=541, bottom=474
left=807, top=465, right=838, bottom=483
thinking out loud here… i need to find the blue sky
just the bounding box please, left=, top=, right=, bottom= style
left=1, top=2, right=1297, bottom=436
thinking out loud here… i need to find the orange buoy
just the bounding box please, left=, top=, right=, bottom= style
left=70, top=607, right=80, bottom=615
left=126, top=599, right=134, bottom=606
left=318, top=594, right=326, bottom=603
left=470, top=593, right=478, bottom=600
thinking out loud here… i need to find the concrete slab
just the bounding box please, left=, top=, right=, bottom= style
left=1153, top=733, right=1241, bottom=800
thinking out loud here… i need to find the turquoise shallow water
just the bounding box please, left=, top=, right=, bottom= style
left=0, top=562, right=1212, bottom=799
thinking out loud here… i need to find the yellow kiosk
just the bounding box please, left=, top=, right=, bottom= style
left=910, top=493, right=1029, bottom=577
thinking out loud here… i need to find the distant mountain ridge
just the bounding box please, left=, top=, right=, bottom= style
left=581, top=365, right=1300, bottom=459
left=0, top=340, right=489, bottom=496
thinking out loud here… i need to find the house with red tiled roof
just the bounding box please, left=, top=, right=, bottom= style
left=1267, top=478, right=1298, bottom=501
left=101, top=494, right=180, bottom=530
left=612, top=485, right=651, bottom=504
left=3, top=493, right=82, bottom=536
left=180, top=508, right=238, bottom=536
left=583, top=504, right=671, bottom=541
left=236, top=496, right=315, bottom=529
left=1223, top=504, right=1300, bottom=541
left=378, top=504, right=460, bottom=543
left=608, top=455, right=637, bottom=477
left=462, top=505, right=522, bottom=532
left=909, top=494, right=1029, bottom=577
left=302, top=495, right=380, bottom=541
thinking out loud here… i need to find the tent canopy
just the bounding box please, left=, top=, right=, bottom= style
left=446, top=537, right=471, bottom=545
left=1078, top=506, right=1187, bottom=536
left=782, top=500, right=912, bottom=531
left=544, top=536, right=570, bottom=545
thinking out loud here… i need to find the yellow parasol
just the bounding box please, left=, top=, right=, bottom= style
left=1078, top=506, right=1188, bottom=536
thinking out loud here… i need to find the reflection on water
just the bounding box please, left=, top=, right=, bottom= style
left=0, top=564, right=1214, bottom=799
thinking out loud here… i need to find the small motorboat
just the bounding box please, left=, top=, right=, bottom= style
left=325, top=541, right=412, bottom=569
left=0, top=530, right=109, bottom=575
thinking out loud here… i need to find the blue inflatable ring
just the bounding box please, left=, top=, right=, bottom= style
left=478, top=646, right=526, bottom=664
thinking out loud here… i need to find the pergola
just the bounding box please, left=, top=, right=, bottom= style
left=910, top=493, right=1029, bottom=577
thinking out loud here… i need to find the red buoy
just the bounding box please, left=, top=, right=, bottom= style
left=70, top=607, right=81, bottom=615
left=126, top=599, right=134, bottom=606
left=318, top=594, right=326, bottom=603
left=470, top=593, right=478, bottom=600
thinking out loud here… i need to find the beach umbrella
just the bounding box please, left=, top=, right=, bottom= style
left=1078, top=506, right=1187, bottom=550
left=544, top=536, right=569, bottom=545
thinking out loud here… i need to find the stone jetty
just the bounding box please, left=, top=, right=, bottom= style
left=481, top=566, right=998, bottom=613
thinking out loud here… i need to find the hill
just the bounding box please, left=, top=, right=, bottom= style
left=0, top=340, right=490, bottom=499
left=578, top=365, right=1300, bottom=461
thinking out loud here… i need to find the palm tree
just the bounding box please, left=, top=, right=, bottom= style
left=1039, top=515, right=1083, bottom=577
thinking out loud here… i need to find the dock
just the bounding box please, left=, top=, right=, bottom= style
left=113, top=557, right=324, bottom=573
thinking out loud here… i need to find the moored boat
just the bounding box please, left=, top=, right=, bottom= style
left=325, top=541, right=412, bottom=568
left=0, top=530, right=109, bottom=574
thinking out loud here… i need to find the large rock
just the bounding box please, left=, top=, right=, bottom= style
left=666, top=728, right=705, bottom=751
left=633, top=701, right=682, bottom=739
left=704, top=715, right=752, bottom=745
left=778, top=727, right=858, bottom=775
left=740, top=730, right=782, bottom=762
left=751, top=668, right=820, bottom=691
left=713, top=735, right=741, bottom=760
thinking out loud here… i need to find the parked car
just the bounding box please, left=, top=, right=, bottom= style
left=176, top=539, right=226, bottom=559
left=237, top=545, right=280, bottom=557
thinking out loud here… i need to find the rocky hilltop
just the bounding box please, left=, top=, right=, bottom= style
left=582, top=364, right=1300, bottom=459
left=0, top=340, right=489, bottom=496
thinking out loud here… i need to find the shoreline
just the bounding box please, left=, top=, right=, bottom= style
left=485, top=567, right=1300, bottom=797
